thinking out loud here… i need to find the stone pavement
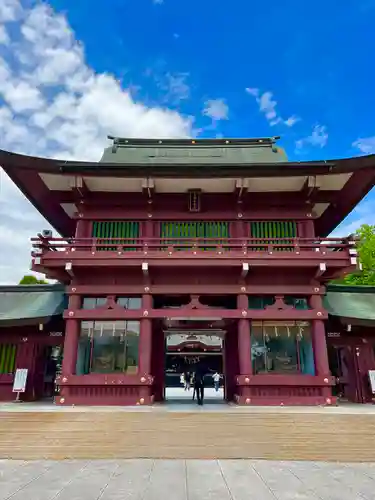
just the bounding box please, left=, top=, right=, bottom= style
left=1, top=460, right=375, bottom=500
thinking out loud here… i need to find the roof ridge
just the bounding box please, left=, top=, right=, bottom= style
left=107, top=136, right=281, bottom=147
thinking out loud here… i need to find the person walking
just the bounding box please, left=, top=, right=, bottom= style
left=212, top=372, right=221, bottom=392
left=184, top=371, right=191, bottom=391
left=193, top=362, right=206, bottom=406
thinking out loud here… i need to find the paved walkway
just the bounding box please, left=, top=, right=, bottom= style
left=1, top=390, right=375, bottom=414
left=1, top=460, right=375, bottom=499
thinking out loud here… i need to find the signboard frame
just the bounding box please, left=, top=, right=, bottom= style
left=12, top=368, right=28, bottom=402
left=368, top=370, right=375, bottom=395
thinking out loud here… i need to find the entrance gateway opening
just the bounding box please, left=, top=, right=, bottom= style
left=163, top=318, right=227, bottom=405
left=153, top=293, right=235, bottom=406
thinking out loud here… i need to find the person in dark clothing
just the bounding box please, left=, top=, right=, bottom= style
left=183, top=371, right=191, bottom=391
left=193, top=362, right=206, bottom=406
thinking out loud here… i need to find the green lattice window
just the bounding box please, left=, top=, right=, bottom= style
left=92, top=221, right=140, bottom=251
left=250, top=221, right=297, bottom=251
left=160, top=221, right=229, bottom=250
left=0, top=344, right=17, bottom=374
left=248, top=296, right=275, bottom=309
left=284, top=296, right=310, bottom=310
left=248, top=296, right=309, bottom=310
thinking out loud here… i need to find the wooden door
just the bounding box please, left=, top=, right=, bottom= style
left=354, top=344, right=375, bottom=403
left=341, top=346, right=359, bottom=402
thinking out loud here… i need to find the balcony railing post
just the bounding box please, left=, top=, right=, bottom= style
left=142, top=238, right=149, bottom=254
left=91, top=238, right=97, bottom=253
left=294, top=238, right=300, bottom=255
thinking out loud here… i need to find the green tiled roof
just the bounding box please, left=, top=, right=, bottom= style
left=324, top=285, right=375, bottom=321
left=0, top=285, right=66, bottom=325
left=100, top=137, right=288, bottom=165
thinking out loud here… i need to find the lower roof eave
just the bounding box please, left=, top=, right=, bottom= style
left=332, top=316, right=375, bottom=328
left=0, top=315, right=62, bottom=328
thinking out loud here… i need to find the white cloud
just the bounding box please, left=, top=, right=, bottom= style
left=203, top=99, right=229, bottom=121
left=0, top=1, right=194, bottom=284
left=352, top=136, right=375, bottom=154
left=0, top=0, right=22, bottom=22
left=0, top=25, right=10, bottom=44
left=1, top=80, right=45, bottom=112
left=156, top=71, right=190, bottom=104
left=245, top=87, right=300, bottom=128
left=295, top=124, right=328, bottom=150
left=245, top=87, right=259, bottom=97
left=284, top=116, right=300, bottom=127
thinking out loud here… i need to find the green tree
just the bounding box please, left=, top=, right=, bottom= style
left=19, top=274, right=48, bottom=285
left=334, top=224, right=375, bottom=285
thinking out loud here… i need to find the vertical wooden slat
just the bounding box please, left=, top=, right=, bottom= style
left=0, top=344, right=17, bottom=374
left=9, top=345, right=16, bottom=373
left=249, top=221, right=297, bottom=251
left=4, top=345, right=10, bottom=373
left=91, top=221, right=140, bottom=251
left=0, top=345, right=5, bottom=373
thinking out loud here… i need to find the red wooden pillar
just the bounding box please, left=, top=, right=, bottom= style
left=139, top=294, right=153, bottom=375
left=309, top=295, right=330, bottom=376
left=238, top=319, right=252, bottom=375
left=75, top=219, right=87, bottom=238
left=151, top=320, right=165, bottom=402
left=223, top=322, right=238, bottom=402
left=309, top=294, right=332, bottom=401
left=236, top=294, right=252, bottom=403
left=304, top=220, right=315, bottom=238
left=237, top=294, right=252, bottom=375
left=139, top=294, right=153, bottom=403
left=61, top=295, right=81, bottom=375
left=15, top=341, right=38, bottom=401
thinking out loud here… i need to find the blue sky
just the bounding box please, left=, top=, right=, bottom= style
left=0, top=0, right=374, bottom=282
left=47, top=0, right=375, bottom=160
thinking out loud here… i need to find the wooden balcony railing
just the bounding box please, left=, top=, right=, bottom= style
left=31, top=236, right=355, bottom=256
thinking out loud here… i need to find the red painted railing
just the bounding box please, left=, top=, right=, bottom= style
left=31, top=236, right=355, bottom=255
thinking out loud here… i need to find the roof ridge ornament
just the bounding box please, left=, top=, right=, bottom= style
left=106, top=135, right=281, bottom=149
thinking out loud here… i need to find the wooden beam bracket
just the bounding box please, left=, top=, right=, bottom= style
left=315, top=262, right=326, bottom=278
left=65, top=262, right=74, bottom=277
left=241, top=262, right=249, bottom=278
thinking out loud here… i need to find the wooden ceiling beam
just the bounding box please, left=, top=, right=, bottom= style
left=50, top=189, right=341, bottom=206
left=69, top=176, right=89, bottom=200
left=301, top=175, right=321, bottom=201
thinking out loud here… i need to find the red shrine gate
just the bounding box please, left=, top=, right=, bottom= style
left=2, top=137, right=374, bottom=406
left=50, top=283, right=336, bottom=406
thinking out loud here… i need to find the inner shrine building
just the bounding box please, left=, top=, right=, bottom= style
left=1, top=137, right=375, bottom=406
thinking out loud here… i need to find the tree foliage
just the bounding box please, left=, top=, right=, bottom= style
left=19, top=274, right=48, bottom=285
left=334, top=224, right=375, bottom=285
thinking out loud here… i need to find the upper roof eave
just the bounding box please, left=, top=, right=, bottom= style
left=1, top=148, right=375, bottom=238
left=1, top=148, right=375, bottom=177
